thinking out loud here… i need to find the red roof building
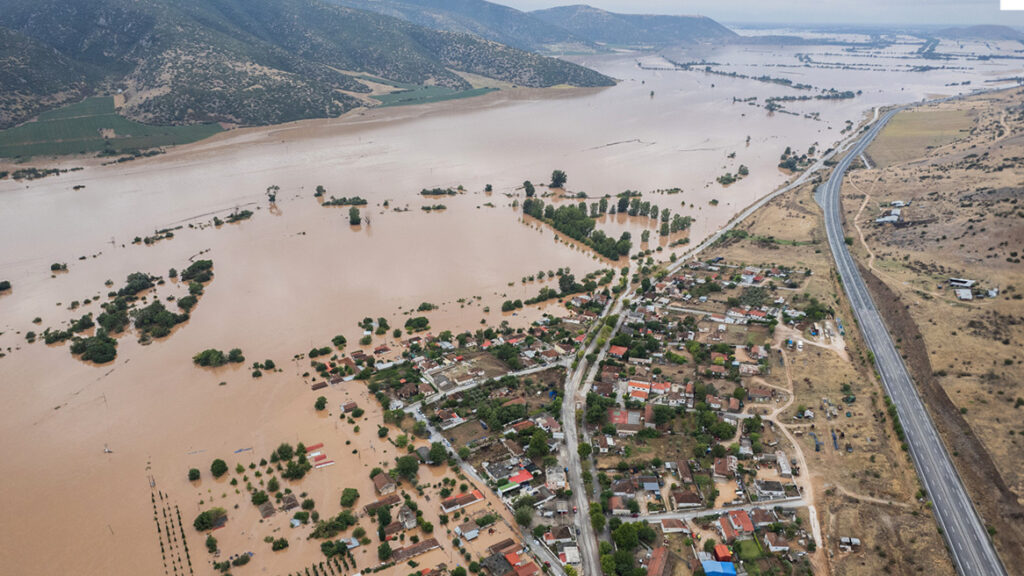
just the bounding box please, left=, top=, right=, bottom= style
left=509, top=469, right=534, bottom=485
left=647, top=547, right=668, bottom=576
left=514, top=563, right=539, bottom=576
left=728, top=509, right=754, bottom=534
left=714, top=544, right=732, bottom=562
left=608, top=345, right=628, bottom=358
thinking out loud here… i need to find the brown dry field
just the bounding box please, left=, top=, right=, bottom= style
left=844, top=87, right=1024, bottom=567
left=713, top=182, right=955, bottom=575
left=865, top=108, right=975, bottom=168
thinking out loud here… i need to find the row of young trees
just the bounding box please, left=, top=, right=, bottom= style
left=521, top=199, right=631, bottom=260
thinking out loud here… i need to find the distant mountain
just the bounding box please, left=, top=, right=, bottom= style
left=531, top=4, right=737, bottom=47
left=328, top=0, right=593, bottom=52
left=936, top=25, right=1024, bottom=42
left=0, top=0, right=613, bottom=129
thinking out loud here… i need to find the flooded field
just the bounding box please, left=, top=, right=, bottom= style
left=0, top=41, right=1021, bottom=575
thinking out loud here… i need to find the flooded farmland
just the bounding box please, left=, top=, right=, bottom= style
left=0, top=41, right=1020, bottom=575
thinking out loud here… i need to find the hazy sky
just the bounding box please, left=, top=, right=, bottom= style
left=493, top=0, right=1024, bottom=26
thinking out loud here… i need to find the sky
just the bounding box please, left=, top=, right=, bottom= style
left=493, top=0, right=1024, bottom=26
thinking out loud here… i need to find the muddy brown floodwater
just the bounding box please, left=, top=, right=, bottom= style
left=0, top=46, right=1019, bottom=575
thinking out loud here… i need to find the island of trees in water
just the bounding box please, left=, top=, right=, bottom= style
left=520, top=182, right=693, bottom=260
left=31, top=259, right=216, bottom=364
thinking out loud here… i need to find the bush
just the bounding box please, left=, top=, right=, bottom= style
left=210, top=459, right=228, bottom=478
left=232, top=555, right=250, bottom=567
left=205, top=534, right=217, bottom=553
left=193, top=508, right=226, bottom=531
left=194, top=349, right=227, bottom=367
left=404, top=316, right=430, bottom=332
left=177, top=295, right=198, bottom=311
left=340, top=488, right=360, bottom=507
left=315, top=396, right=327, bottom=411
left=0, top=280, right=10, bottom=291
left=69, top=330, right=118, bottom=363
left=180, top=260, right=214, bottom=282
left=271, top=538, right=289, bottom=551
left=228, top=348, right=245, bottom=363
left=188, top=468, right=201, bottom=481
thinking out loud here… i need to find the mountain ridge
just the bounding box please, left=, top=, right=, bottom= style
left=0, top=0, right=614, bottom=129
left=328, top=0, right=594, bottom=52
left=531, top=4, right=737, bottom=47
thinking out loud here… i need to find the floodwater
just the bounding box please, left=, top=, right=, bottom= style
left=0, top=42, right=1020, bottom=575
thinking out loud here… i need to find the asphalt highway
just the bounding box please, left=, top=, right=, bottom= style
left=816, top=108, right=1007, bottom=576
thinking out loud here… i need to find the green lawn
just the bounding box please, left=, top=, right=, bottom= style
left=0, top=97, right=222, bottom=158
left=736, top=537, right=764, bottom=561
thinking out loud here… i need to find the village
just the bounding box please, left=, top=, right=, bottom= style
left=191, top=241, right=882, bottom=576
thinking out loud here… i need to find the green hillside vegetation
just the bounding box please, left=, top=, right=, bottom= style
left=0, top=97, right=221, bottom=158
left=0, top=0, right=614, bottom=134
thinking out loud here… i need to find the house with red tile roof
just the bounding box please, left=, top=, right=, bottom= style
left=706, top=365, right=728, bottom=378
left=727, top=509, right=755, bottom=538
left=627, top=380, right=652, bottom=393
left=646, top=547, right=669, bottom=576
left=670, top=489, right=702, bottom=509
left=713, top=456, right=738, bottom=479
left=748, top=386, right=772, bottom=402
left=513, top=563, right=539, bottom=576
left=660, top=518, right=688, bottom=534
left=608, top=345, right=628, bottom=358
left=440, top=490, right=484, bottom=514
left=718, top=516, right=738, bottom=543
left=508, top=469, right=533, bottom=485
left=609, top=495, right=630, bottom=515
left=630, top=389, right=649, bottom=401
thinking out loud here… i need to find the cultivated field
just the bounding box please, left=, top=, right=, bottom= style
left=0, top=97, right=222, bottom=158
left=865, top=108, right=974, bottom=168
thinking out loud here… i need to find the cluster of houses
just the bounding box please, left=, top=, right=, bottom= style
left=481, top=539, right=542, bottom=576
left=595, top=351, right=773, bottom=430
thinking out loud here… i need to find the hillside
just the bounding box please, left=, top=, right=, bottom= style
left=936, top=25, right=1024, bottom=42
left=0, top=27, right=92, bottom=128
left=0, top=0, right=613, bottom=129
left=531, top=4, right=737, bottom=47
left=329, top=0, right=592, bottom=52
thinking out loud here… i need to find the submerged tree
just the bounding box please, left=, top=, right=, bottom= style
left=550, top=170, right=567, bottom=189
left=523, top=181, right=535, bottom=197
left=348, top=206, right=361, bottom=226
